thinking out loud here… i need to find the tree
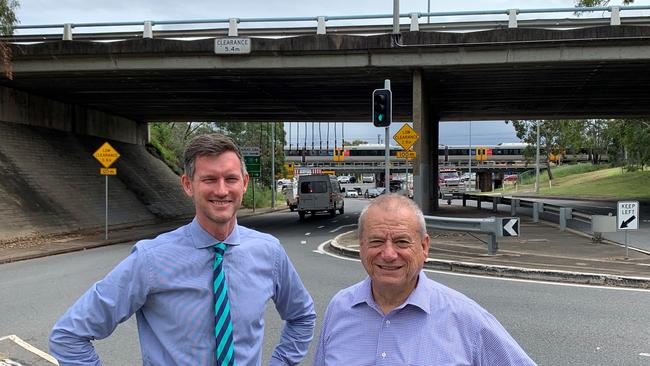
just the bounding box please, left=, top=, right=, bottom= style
left=0, top=0, right=19, bottom=79
left=343, top=139, right=366, bottom=146
left=606, top=119, right=650, bottom=170
left=507, top=120, right=587, bottom=181
left=576, top=0, right=634, bottom=6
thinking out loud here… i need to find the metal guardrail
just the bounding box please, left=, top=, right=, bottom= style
left=424, top=214, right=513, bottom=255
left=4, top=5, right=650, bottom=42
left=462, top=193, right=594, bottom=231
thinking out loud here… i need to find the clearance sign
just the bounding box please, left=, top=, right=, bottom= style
left=93, top=142, right=120, bottom=174
left=93, top=142, right=120, bottom=240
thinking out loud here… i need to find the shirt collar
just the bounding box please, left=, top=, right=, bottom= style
left=189, top=217, right=242, bottom=249
left=351, top=271, right=431, bottom=315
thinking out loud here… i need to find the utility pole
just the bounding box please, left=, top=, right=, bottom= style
left=271, top=122, right=276, bottom=208
left=468, top=121, right=472, bottom=191
left=535, top=120, right=541, bottom=194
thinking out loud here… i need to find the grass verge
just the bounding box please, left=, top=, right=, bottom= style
left=500, top=165, right=650, bottom=200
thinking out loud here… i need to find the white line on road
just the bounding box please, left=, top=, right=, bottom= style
left=639, top=353, right=650, bottom=357
left=317, top=226, right=325, bottom=229
left=330, top=224, right=357, bottom=233
left=317, top=241, right=359, bottom=261
left=0, top=334, right=59, bottom=364
left=316, top=243, right=650, bottom=293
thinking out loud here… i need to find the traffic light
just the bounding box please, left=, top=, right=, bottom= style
left=372, top=89, right=392, bottom=127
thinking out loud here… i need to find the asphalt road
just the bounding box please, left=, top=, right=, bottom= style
left=1, top=198, right=650, bottom=365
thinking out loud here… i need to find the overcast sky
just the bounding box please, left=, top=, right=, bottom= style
left=14, top=0, right=644, bottom=146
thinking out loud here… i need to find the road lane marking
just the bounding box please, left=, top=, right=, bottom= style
left=0, top=334, right=59, bottom=364
left=317, top=243, right=650, bottom=293
left=317, top=241, right=359, bottom=262
left=317, top=226, right=325, bottom=229
left=640, top=353, right=650, bottom=357
left=330, top=224, right=357, bottom=233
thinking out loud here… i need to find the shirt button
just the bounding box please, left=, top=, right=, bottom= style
left=385, top=320, right=391, bottom=325
left=381, top=352, right=387, bottom=358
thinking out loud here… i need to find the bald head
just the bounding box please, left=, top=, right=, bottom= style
left=358, top=194, right=426, bottom=240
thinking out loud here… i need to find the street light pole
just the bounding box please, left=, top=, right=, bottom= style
left=393, top=0, right=400, bottom=34
left=271, top=122, right=276, bottom=208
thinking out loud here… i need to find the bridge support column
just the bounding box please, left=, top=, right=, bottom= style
left=413, top=69, right=437, bottom=214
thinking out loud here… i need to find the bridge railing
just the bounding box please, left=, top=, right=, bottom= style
left=5, top=5, right=650, bottom=42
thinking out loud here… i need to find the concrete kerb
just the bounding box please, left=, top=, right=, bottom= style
left=328, top=231, right=650, bottom=289
left=0, top=207, right=288, bottom=265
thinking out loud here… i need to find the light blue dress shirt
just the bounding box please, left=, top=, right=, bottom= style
left=313, top=272, right=536, bottom=366
left=50, top=218, right=316, bottom=366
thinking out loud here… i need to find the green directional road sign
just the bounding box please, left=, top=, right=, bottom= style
left=244, top=155, right=261, bottom=178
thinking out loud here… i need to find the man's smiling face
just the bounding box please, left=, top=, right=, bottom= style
left=181, top=151, right=249, bottom=239
left=359, top=204, right=429, bottom=296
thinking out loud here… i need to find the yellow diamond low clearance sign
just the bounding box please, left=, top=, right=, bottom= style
left=393, top=124, right=419, bottom=151
left=93, top=142, right=120, bottom=168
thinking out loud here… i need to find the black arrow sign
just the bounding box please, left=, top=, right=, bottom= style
left=502, top=218, right=519, bottom=236
left=620, top=215, right=636, bottom=228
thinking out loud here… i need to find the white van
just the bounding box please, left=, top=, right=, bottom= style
left=297, top=174, right=344, bottom=220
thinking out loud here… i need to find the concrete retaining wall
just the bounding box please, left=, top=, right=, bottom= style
left=0, top=121, right=193, bottom=240
left=0, top=85, right=147, bottom=144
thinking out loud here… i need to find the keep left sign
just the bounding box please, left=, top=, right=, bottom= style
left=617, top=201, right=639, bottom=231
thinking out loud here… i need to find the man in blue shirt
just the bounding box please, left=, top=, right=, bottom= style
left=50, top=133, right=316, bottom=365
left=313, top=194, right=536, bottom=365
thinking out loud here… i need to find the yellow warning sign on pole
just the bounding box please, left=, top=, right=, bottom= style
left=93, top=142, right=120, bottom=168
left=393, top=124, right=419, bottom=151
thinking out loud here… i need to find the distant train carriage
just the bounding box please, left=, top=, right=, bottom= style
left=284, top=142, right=593, bottom=165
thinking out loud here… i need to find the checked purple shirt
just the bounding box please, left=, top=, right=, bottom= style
left=313, top=272, right=536, bottom=366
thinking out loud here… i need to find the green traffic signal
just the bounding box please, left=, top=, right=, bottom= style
left=372, top=89, right=392, bottom=127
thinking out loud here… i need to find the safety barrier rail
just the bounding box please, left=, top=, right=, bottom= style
left=462, top=193, right=596, bottom=232
left=424, top=214, right=515, bottom=255
left=4, top=5, right=650, bottom=42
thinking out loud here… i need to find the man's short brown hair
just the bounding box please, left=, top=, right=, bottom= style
left=183, top=133, right=247, bottom=180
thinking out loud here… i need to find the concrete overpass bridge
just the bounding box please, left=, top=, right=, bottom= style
left=2, top=6, right=650, bottom=218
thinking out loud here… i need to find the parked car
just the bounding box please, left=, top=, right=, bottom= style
left=297, top=174, right=344, bottom=219
left=361, top=174, right=375, bottom=183
left=345, top=189, right=358, bottom=198
left=337, top=175, right=351, bottom=184
left=364, top=188, right=382, bottom=198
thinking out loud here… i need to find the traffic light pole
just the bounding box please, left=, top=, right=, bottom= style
left=384, top=79, right=391, bottom=190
